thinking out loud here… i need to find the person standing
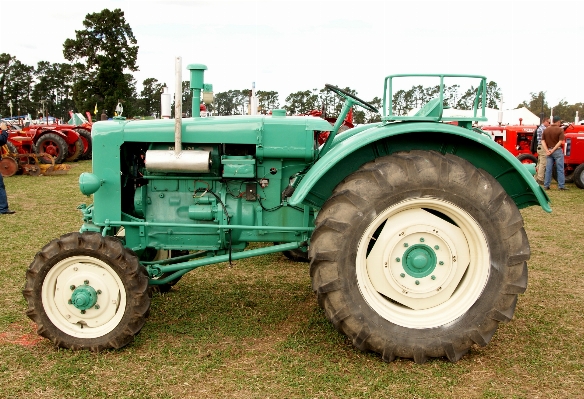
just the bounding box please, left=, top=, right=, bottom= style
left=0, top=122, right=16, bottom=214
left=542, top=116, right=568, bottom=190
left=535, top=117, right=550, bottom=184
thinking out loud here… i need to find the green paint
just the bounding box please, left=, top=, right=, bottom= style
left=76, top=65, right=550, bottom=279
left=402, top=244, right=437, bottom=278
left=70, top=285, right=98, bottom=311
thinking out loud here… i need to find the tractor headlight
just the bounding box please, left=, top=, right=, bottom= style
left=79, top=173, right=103, bottom=195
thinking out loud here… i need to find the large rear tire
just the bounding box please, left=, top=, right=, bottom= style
left=309, top=150, right=529, bottom=363
left=35, top=133, right=68, bottom=164
left=65, top=138, right=84, bottom=162
left=75, top=128, right=92, bottom=160
left=573, top=163, right=584, bottom=189
left=552, top=164, right=574, bottom=184
left=23, top=232, right=150, bottom=351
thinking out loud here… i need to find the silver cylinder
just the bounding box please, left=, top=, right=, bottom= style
left=175, top=57, right=182, bottom=156
left=145, top=150, right=211, bottom=173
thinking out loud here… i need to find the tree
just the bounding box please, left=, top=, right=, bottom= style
left=518, top=91, right=549, bottom=122
left=32, top=61, right=75, bottom=121
left=257, top=90, right=279, bottom=114
left=136, top=78, right=164, bottom=117
left=63, top=8, right=138, bottom=116
left=365, top=96, right=382, bottom=123
left=485, top=81, right=502, bottom=109
left=455, top=87, right=476, bottom=110
left=284, top=89, right=319, bottom=115
left=392, top=89, right=415, bottom=116
left=0, top=54, right=35, bottom=119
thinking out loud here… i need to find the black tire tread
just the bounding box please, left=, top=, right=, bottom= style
left=309, top=150, right=529, bottom=363
left=65, top=138, right=84, bottom=162
left=516, top=153, right=537, bottom=163
left=34, top=132, right=68, bottom=164
left=75, top=128, right=92, bottom=160
left=573, top=163, right=584, bottom=189
left=23, top=232, right=150, bottom=351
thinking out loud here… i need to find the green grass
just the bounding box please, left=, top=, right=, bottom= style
left=0, top=161, right=582, bottom=398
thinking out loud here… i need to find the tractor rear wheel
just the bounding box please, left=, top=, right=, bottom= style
left=23, top=232, right=150, bottom=351
left=552, top=166, right=574, bottom=184
left=309, top=150, right=529, bottom=363
left=35, top=133, right=68, bottom=164
left=573, top=163, right=584, bottom=189
left=75, top=128, right=92, bottom=160
left=65, top=138, right=84, bottom=162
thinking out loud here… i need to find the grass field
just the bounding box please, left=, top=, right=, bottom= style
left=0, top=160, right=582, bottom=398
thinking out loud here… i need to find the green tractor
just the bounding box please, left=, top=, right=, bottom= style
left=24, top=59, right=550, bottom=363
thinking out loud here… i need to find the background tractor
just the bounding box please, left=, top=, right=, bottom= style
left=482, top=121, right=584, bottom=187
left=24, top=60, right=550, bottom=363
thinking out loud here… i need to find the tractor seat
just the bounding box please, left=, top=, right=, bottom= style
left=413, top=98, right=444, bottom=119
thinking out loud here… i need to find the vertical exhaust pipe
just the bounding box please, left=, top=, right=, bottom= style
left=175, top=56, right=182, bottom=156
left=144, top=58, right=211, bottom=173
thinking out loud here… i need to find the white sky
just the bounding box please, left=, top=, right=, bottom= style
left=0, top=0, right=583, bottom=112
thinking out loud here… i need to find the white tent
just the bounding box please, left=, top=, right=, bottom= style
left=408, top=106, right=541, bottom=126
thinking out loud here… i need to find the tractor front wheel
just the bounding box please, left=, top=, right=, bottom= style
left=309, top=151, right=529, bottom=363
left=23, top=232, right=150, bottom=351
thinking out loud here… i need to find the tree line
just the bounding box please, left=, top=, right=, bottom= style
left=1, top=8, right=582, bottom=125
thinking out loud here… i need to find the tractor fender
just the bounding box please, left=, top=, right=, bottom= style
left=55, top=128, right=80, bottom=144
left=289, top=121, right=551, bottom=212
left=35, top=129, right=70, bottom=143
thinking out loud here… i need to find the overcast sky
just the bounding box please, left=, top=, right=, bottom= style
left=1, top=0, right=583, bottom=113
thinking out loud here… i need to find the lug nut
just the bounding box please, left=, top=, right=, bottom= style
left=420, top=238, right=425, bottom=242
left=415, top=280, right=420, bottom=285
left=84, top=280, right=89, bottom=285
left=68, top=299, right=72, bottom=304
left=70, top=285, right=75, bottom=290
left=434, top=245, right=439, bottom=250
left=403, top=243, right=409, bottom=247
left=97, top=290, right=102, bottom=294
left=395, top=257, right=400, bottom=262
left=400, top=273, right=405, bottom=278
left=439, top=261, right=444, bottom=265
left=81, top=310, right=86, bottom=314
left=431, top=275, right=436, bottom=280
left=95, top=305, right=100, bottom=310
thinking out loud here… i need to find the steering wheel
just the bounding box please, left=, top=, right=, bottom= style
left=325, top=84, right=379, bottom=113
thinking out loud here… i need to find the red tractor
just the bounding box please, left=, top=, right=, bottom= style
left=481, top=120, right=584, bottom=187
left=67, top=111, right=93, bottom=160
left=7, top=121, right=85, bottom=163
left=563, top=123, right=584, bottom=187
left=480, top=120, right=538, bottom=164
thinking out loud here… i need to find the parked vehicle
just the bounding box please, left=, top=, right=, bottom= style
left=24, top=63, right=549, bottom=363
left=482, top=121, right=584, bottom=185
left=480, top=121, right=538, bottom=163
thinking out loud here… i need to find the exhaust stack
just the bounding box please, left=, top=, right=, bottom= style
left=144, top=58, right=211, bottom=173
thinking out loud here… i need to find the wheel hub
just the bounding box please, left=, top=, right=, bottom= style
left=70, top=284, right=98, bottom=310
left=402, top=244, right=436, bottom=278
left=49, top=259, right=122, bottom=329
